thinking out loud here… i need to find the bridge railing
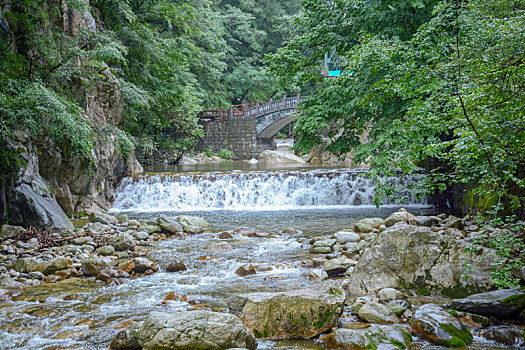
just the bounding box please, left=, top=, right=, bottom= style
left=200, top=94, right=302, bottom=122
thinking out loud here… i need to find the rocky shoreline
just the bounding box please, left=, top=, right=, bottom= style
left=0, top=208, right=524, bottom=349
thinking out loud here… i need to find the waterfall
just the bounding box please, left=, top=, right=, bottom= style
left=112, top=169, right=425, bottom=212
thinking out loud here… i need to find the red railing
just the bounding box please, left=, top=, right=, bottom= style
left=199, top=94, right=302, bottom=122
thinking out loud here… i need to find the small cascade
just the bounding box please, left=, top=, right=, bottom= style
left=112, top=169, right=425, bottom=212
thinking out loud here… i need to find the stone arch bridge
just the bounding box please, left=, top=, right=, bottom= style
left=196, top=95, right=302, bottom=159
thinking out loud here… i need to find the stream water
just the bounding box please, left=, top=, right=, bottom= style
left=0, top=164, right=518, bottom=349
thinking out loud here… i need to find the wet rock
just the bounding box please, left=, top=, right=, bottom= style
left=234, top=227, right=257, bottom=236
left=228, top=281, right=345, bottom=339
left=97, top=245, right=116, bottom=256
left=347, top=223, right=494, bottom=295
left=444, top=216, right=464, bottom=230
left=110, top=320, right=143, bottom=350
left=310, top=246, right=332, bottom=254
left=308, top=269, right=328, bottom=281
left=384, top=208, right=415, bottom=227
left=480, top=325, right=524, bottom=346
left=258, top=150, right=307, bottom=164
left=205, top=242, right=233, bottom=251
left=115, top=260, right=135, bottom=274
left=333, top=231, right=360, bottom=244
left=357, top=217, right=385, bottom=229
left=354, top=222, right=373, bottom=233
left=157, top=215, right=183, bottom=234
left=323, top=256, right=356, bottom=277
left=110, top=232, right=136, bottom=251
left=219, top=231, right=234, bottom=239
left=0, top=225, right=24, bottom=240
left=357, top=301, right=399, bottom=324
left=386, top=300, right=410, bottom=317
left=142, top=224, right=161, bottom=234
left=28, top=271, right=46, bottom=280
left=165, top=260, right=187, bottom=272
left=176, top=215, right=210, bottom=234
left=132, top=258, right=159, bottom=273
left=235, top=264, right=256, bottom=277
left=377, top=288, right=407, bottom=302
left=132, top=231, right=149, bottom=240
left=138, top=310, right=257, bottom=350
left=282, top=227, right=298, bottom=234
left=81, top=257, right=109, bottom=276
left=313, top=239, right=337, bottom=248
left=410, top=303, right=473, bottom=347
left=324, top=324, right=412, bottom=350
left=36, top=257, right=72, bottom=276
left=9, top=258, right=39, bottom=273
left=414, top=216, right=440, bottom=227
left=72, top=236, right=94, bottom=245
left=445, top=289, right=525, bottom=320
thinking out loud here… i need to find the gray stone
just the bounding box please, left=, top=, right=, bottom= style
left=228, top=281, right=344, bottom=339
left=410, top=303, right=473, bottom=346
left=72, top=236, right=94, bottom=245
left=334, top=231, right=360, bottom=244
left=354, top=222, right=374, bottom=233
left=138, top=310, right=257, bottom=350
left=323, top=256, right=356, bottom=277
left=133, top=231, right=149, bottom=240
left=445, top=289, right=525, bottom=319
left=110, top=232, right=136, bottom=251
left=97, top=245, right=116, bottom=256
left=313, top=239, right=337, bottom=247
left=176, top=215, right=210, bottom=234
left=357, top=217, right=384, bottom=229
left=414, top=216, right=440, bottom=227
left=0, top=225, right=24, bottom=240
left=347, top=223, right=494, bottom=295
left=308, top=269, right=328, bottom=281
left=386, top=300, right=410, bottom=316
left=325, top=325, right=412, bottom=349
left=141, top=225, right=161, bottom=234
left=258, top=150, right=306, bottom=164
left=377, top=288, right=407, bottom=302
left=165, top=260, right=187, bottom=272
left=110, top=321, right=143, bottom=350
left=444, top=216, right=464, bottom=230
left=133, top=258, right=159, bottom=273
left=357, top=301, right=399, bottom=324
left=36, top=257, right=72, bottom=276
left=81, top=257, right=109, bottom=276
left=8, top=258, right=39, bottom=273
left=384, top=208, right=415, bottom=227
left=157, top=215, right=183, bottom=234
left=310, top=246, right=332, bottom=254
left=480, top=325, right=524, bottom=346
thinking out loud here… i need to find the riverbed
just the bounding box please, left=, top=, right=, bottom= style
left=0, top=163, right=517, bottom=349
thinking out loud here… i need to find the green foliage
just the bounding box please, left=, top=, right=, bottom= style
left=268, top=0, right=525, bottom=213
left=203, top=148, right=217, bottom=157
left=219, top=148, right=235, bottom=160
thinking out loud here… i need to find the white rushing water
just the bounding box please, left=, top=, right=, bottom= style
left=112, top=169, right=425, bottom=212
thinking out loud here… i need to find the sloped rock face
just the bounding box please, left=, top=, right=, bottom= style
left=4, top=2, right=142, bottom=228
left=445, top=289, right=525, bottom=320
left=137, top=310, right=257, bottom=350
left=228, top=281, right=345, bottom=339
left=346, top=223, right=494, bottom=296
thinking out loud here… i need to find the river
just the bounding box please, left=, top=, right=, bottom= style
left=0, top=163, right=516, bottom=349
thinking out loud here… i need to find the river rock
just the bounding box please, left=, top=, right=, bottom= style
left=333, top=231, right=360, bottom=244
left=480, top=325, right=524, bottom=346
left=137, top=310, right=257, bottom=350
left=310, top=246, right=332, bottom=254
left=97, top=245, right=116, bottom=256
left=410, top=303, right=473, bottom=347
left=110, top=320, right=143, bottom=350
left=346, top=223, right=494, bottom=295
left=177, top=215, right=210, bottom=234
left=133, top=258, right=159, bottom=273
left=8, top=183, right=75, bottom=231
left=157, top=215, right=183, bottom=234
left=258, top=150, right=306, bottom=164
left=444, top=216, right=464, bottom=230
left=357, top=217, right=384, bottom=229
left=0, top=225, right=24, bottom=240
left=384, top=208, right=415, bottom=227
left=323, top=256, right=355, bottom=277
left=357, top=301, right=399, bottom=324
left=165, top=259, right=187, bottom=272
left=110, top=232, right=136, bottom=251
left=445, top=289, right=525, bottom=319
left=228, top=281, right=344, bottom=339
left=81, top=257, right=109, bottom=276
left=308, top=269, right=328, bottom=281
left=324, top=324, right=412, bottom=350
left=414, top=216, right=440, bottom=227
left=36, top=257, right=72, bottom=276
left=142, top=224, right=161, bottom=234
left=132, top=231, right=149, bottom=240
left=354, top=222, right=374, bottom=233
left=9, top=258, right=39, bottom=273
left=235, top=264, right=256, bottom=277
left=377, top=288, right=407, bottom=302
left=72, top=236, right=94, bottom=245
left=386, top=300, right=410, bottom=317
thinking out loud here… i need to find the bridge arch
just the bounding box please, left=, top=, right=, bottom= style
left=256, top=109, right=297, bottom=139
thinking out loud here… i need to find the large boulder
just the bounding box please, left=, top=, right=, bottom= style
left=410, top=304, right=473, bottom=347
left=324, top=325, right=412, bottom=350
left=228, top=281, right=345, bottom=339
left=8, top=183, right=74, bottom=230
left=258, top=150, right=307, bottom=164
left=0, top=225, right=24, bottom=240
left=137, top=310, right=257, bottom=350
left=445, top=289, right=525, bottom=320
left=110, top=232, right=136, bottom=251
left=157, top=215, right=183, bottom=234
left=383, top=208, right=415, bottom=227
left=36, top=257, right=72, bottom=276
left=356, top=301, right=399, bottom=324
left=176, top=215, right=210, bottom=234
left=346, top=223, right=493, bottom=296
left=81, top=257, right=109, bottom=276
